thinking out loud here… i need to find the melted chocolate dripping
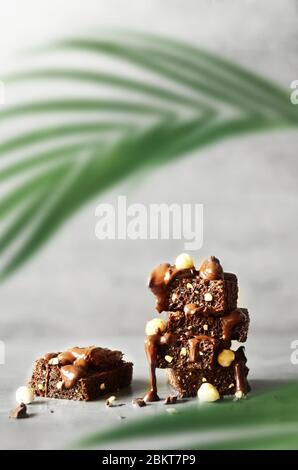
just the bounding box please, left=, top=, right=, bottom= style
left=147, top=263, right=177, bottom=313
left=143, top=332, right=177, bottom=402
left=148, top=263, right=195, bottom=313
left=43, top=346, right=123, bottom=390
left=188, top=335, right=215, bottom=362
left=60, top=364, right=88, bottom=389
left=143, top=335, right=161, bottom=402
left=234, top=347, right=249, bottom=394
left=221, top=309, right=246, bottom=341
left=43, top=352, right=57, bottom=361
left=184, top=303, right=205, bottom=319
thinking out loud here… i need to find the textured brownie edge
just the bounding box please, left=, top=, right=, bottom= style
left=155, top=337, right=228, bottom=370
left=167, top=352, right=250, bottom=398
left=168, top=308, right=250, bottom=343
left=167, top=275, right=238, bottom=314
left=29, top=359, right=133, bottom=401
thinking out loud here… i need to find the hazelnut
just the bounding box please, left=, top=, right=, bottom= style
left=165, top=355, right=173, bottom=363
left=197, top=383, right=220, bottom=402
left=106, top=396, right=116, bottom=407
left=175, top=253, right=195, bottom=270
left=100, top=383, right=106, bottom=390
left=15, top=386, right=35, bottom=405
left=217, top=349, right=235, bottom=367
left=204, top=292, right=213, bottom=302
left=145, top=318, right=167, bottom=336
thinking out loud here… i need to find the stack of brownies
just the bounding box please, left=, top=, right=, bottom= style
left=144, top=254, right=250, bottom=401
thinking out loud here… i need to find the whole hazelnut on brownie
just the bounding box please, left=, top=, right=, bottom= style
left=199, top=256, right=224, bottom=280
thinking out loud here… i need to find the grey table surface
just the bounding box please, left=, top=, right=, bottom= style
left=0, top=333, right=297, bottom=450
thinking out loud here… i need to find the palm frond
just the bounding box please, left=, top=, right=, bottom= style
left=77, top=382, right=298, bottom=450
left=1, top=32, right=297, bottom=278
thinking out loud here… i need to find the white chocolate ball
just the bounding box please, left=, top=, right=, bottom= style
left=16, top=386, right=35, bottom=404
left=175, top=253, right=194, bottom=270
left=145, top=318, right=167, bottom=336
left=217, top=349, right=235, bottom=367
left=197, top=383, right=220, bottom=402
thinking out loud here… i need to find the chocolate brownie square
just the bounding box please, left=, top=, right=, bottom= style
left=29, top=346, right=133, bottom=401
left=167, top=308, right=249, bottom=342
left=167, top=347, right=250, bottom=397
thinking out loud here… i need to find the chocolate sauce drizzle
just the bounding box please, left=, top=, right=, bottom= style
left=148, top=257, right=224, bottom=313
left=148, top=263, right=180, bottom=313
left=233, top=347, right=249, bottom=394
left=188, top=335, right=215, bottom=362
left=43, top=346, right=122, bottom=390
left=184, top=303, right=204, bottom=319
left=221, top=309, right=246, bottom=341
left=143, top=335, right=160, bottom=402
left=143, top=332, right=176, bottom=402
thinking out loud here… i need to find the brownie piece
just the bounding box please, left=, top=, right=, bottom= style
left=29, top=346, right=133, bottom=401
left=152, top=333, right=227, bottom=370
left=168, top=273, right=238, bottom=314
left=167, top=347, right=250, bottom=397
left=148, top=259, right=238, bottom=314
left=168, top=308, right=249, bottom=343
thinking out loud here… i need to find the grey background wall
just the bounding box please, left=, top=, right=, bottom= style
left=0, top=0, right=297, bottom=342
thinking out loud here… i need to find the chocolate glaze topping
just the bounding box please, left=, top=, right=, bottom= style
left=148, top=257, right=228, bottom=313
left=184, top=303, right=204, bottom=318
left=148, top=263, right=196, bottom=312
left=143, top=334, right=161, bottom=402
left=143, top=332, right=177, bottom=402
left=148, top=263, right=179, bottom=313
left=221, top=309, right=246, bottom=341
left=42, top=352, right=57, bottom=361
left=188, top=335, right=215, bottom=362
left=60, top=364, right=88, bottom=389
left=234, top=347, right=249, bottom=394
left=199, top=256, right=224, bottom=281
left=43, top=346, right=123, bottom=391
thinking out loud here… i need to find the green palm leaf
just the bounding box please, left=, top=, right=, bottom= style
left=0, top=32, right=297, bottom=279
left=77, top=382, right=298, bottom=450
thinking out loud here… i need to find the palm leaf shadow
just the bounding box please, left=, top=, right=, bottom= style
left=0, top=31, right=297, bottom=279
